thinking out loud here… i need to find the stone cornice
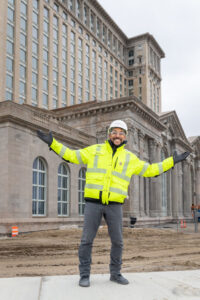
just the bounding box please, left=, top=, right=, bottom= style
left=0, top=101, right=96, bottom=148
left=128, top=33, right=165, bottom=58
left=53, top=97, right=166, bottom=131
left=89, top=0, right=128, bottom=42
left=172, top=137, right=193, bottom=152
left=189, top=136, right=200, bottom=157
left=159, top=111, right=189, bottom=143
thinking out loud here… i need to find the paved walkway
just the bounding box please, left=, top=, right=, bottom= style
left=0, top=270, right=200, bottom=300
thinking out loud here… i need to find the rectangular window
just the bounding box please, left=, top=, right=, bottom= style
left=20, top=33, right=26, bottom=47
left=20, top=49, right=26, bottom=62
left=7, top=24, right=14, bottom=39
left=44, top=7, right=49, bottom=19
left=128, top=59, right=134, bottom=66
left=43, top=79, right=48, bottom=91
left=62, top=76, right=67, bottom=88
left=19, top=81, right=26, bottom=95
left=128, top=80, right=133, bottom=86
left=32, top=87, right=37, bottom=101
left=43, top=35, right=48, bottom=47
left=6, top=57, right=13, bottom=72
left=53, top=70, right=58, bottom=82
left=32, top=26, right=38, bottom=39
left=32, top=57, right=38, bottom=70
left=32, top=11, right=38, bottom=24
left=62, top=63, right=67, bottom=74
left=20, top=65, right=26, bottom=79
left=43, top=21, right=48, bottom=33
left=8, top=7, right=14, bottom=22
left=33, top=0, right=39, bottom=10
left=6, top=74, right=13, bottom=89
left=53, top=15, right=58, bottom=27
left=32, top=72, right=38, bottom=85
left=43, top=64, right=48, bottom=77
left=6, top=40, right=13, bottom=55
left=43, top=49, right=48, bottom=62
left=43, top=93, right=48, bottom=107
left=32, top=41, right=38, bottom=54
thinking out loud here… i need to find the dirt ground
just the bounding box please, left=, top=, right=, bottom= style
left=0, top=224, right=200, bottom=278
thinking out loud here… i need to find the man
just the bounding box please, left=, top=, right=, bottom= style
left=37, top=120, right=190, bottom=287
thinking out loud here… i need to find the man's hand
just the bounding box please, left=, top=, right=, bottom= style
left=173, top=151, right=190, bottom=165
left=37, top=130, right=53, bottom=147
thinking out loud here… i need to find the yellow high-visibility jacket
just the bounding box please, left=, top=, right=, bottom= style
left=50, top=139, right=174, bottom=205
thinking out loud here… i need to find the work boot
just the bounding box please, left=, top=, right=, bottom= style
left=110, top=274, right=129, bottom=285
left=79, top=276, right=90, bottom=287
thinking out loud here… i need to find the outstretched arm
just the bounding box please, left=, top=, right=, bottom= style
left=37, top=130, right=88, bottom=165
left=131, top=151, right=190, bottom=178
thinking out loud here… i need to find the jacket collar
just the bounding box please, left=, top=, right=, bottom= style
left=105, top=139, right=127, bottom=154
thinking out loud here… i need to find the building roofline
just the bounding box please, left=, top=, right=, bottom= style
left=159, top=110, right=190, bottom=143
left=0, top=101, right=96, bottom=148
left=90, top=0, right=128, bottom=41
left=53, top=97, right=166, bottom=131
left=128, top=33, right=165, bottom=57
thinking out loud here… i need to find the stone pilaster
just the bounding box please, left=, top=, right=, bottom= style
left=149, top=139, right=160, bottom=217
left=196, top=160, right=200, bottom=205
left=138, top=130, right=146, bottom=216
left=182, top=161, right=192, bottom=217
left=177, top=163, right=184, bottom=216
left=96, top=128, right=106, bottom=143
left=70, top=164, right=80, bottom=217
left=171, top=164, right=179, bottom=218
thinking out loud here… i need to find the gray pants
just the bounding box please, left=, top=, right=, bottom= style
left=78, top=202, right=123, bottom=277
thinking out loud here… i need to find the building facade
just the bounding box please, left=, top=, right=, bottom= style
left=0, top=0, right=162, bottom=113
left=0, top=0, right=199, bottom=234
left=0, top=99, right=199, bottom=234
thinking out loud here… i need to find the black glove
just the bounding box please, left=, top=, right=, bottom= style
left=37, top=130, right=53, bottom=147
left=173, top=151, right=190, bottom=165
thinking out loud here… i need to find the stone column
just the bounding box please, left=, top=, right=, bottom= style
left=171, top=163, right=179, bottom=218
left=138, top=130, right=145, bottom=216
left=129, top=176, right=140, bottom=218
left=182, top=161, right=192, bottom=217
left=177, top=163, right=184, bottom=217
left=156, top=143, right=163, bottom=216
left=149, top=139, right=160, bottom=217
left=196, top=160, right=200, bottom=205
left=96, top=129, right=106, bottom=144
left=70, top=165, right=80, bottom=218
left=127, top=126, right=140, bottom=218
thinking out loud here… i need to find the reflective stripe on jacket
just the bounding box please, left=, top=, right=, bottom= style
left=50, top=138, right=174, bottom=204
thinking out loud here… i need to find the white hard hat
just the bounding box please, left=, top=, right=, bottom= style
left=108, top=120, right=128, bottom=133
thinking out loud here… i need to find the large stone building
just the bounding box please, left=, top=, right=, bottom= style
left=0, top=0, right=199, bottom=233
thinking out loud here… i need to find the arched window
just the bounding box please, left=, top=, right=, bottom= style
left=78, top=168, right=86, bottom=216
left=32, top=157, right=47, bottom=216
left=161, top=149, right=167, bottom=216
left=58, top=163, right=70, bottom=216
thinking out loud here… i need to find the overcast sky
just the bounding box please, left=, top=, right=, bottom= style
left=98, top=0, right=200, bottom=138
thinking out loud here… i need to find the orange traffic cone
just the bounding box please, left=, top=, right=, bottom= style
left=12, top=226, right=18, bottom=237
left=180, top=219, right=184, bottom=228
left=184, top=220, right=187, bottom=228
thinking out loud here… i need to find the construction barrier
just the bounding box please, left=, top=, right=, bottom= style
left=12, top=226, right=18, bottom=237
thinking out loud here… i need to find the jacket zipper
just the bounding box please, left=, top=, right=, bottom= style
left=114, top=157, right=118, bottom=169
